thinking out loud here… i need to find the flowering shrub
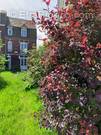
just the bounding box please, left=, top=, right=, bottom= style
left=35, top=0, right=101, bottom=134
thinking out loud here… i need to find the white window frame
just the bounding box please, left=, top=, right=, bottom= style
left=7, top=40, right=13, bottom=52
left=7, top=26, right=13, bottom=36
left=0, top=31, right=1, bottom=38
left=20, top=56, right=27, bottom=71
left=20, top=42, right=28, bottom=52
left=7, top=55, right=11, bottom=70
left=21, top=27, right=27, bottom=37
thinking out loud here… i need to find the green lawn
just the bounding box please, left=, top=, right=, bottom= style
left=0, top=72, right=57, bottom=135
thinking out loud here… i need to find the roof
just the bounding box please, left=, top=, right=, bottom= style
left=7, top=17, right=36, bottom=29
left=0, top=10, right=7, bottom=14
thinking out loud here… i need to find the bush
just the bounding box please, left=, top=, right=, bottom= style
left=35, top=0, right=101, bottom=134
left=40, top=45, right=101, bottom=134
left=26, top=46, right=46, bottom=89
left=0, top=39, right=5, bottom=72
left=0, top=55, right=5, bottom=72
left=0, top=76, right=7, bottom=89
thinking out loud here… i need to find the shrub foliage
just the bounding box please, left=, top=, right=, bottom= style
left=35, top=0, right=101, bottom=134
left=0, top=39, right=5, bottom=72
left=27, top=46, right=46, bottom=88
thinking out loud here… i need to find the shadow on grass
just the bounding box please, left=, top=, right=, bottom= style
left=25, top=85, right=37, bottom=91
left=0, top=76, right=8, bottom=90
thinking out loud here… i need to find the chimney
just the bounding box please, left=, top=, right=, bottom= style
left=0, top=10, right=7, bottom=25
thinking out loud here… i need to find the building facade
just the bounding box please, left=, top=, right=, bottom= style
left=0, top=10, right=36, bottom=71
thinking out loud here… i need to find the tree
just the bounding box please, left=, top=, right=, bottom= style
left=35, top=0, right=101, bottom=134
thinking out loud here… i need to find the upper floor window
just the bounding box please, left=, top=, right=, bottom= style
left=7, top=40, right=13, bottom=52
left=20, top=42, right=28, bottom=52
left=21, top=27, right=27, bottom=37
left=7, top=26, right=13, bottom=36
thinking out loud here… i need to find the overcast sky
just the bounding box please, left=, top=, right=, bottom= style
left=0, top=0, right=57, bottom=20
left=0, top=0, right=57, bottom=12
left=0, top=0, right=57, bottom=47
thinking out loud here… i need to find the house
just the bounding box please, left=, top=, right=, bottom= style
left=0, top=10, right=36, bottom=71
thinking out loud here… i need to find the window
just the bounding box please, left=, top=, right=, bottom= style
left=7, top=55, right=11, bottom=70
left=20, top=57, right=27, bottom=66
left=7, top=40, right=13, bottom=52
left=20, top=56, right=27, bottom=71
left=0, top=31, right=1, bottom=38
left=21, top=27, right=27, bottom=37
left=7, top=26, right=13, bottom=36
left=20, top=42, right=28, bottom=52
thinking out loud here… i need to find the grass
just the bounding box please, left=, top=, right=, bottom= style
left=0, top=72, right=57, bottom=135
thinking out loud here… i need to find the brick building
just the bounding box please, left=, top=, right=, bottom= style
left=0, top=10, right=36, bottom=71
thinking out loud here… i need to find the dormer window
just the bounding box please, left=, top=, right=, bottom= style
left=7, top=26, right=13, bottom=36
left=21, top=27, right=27, bottom=37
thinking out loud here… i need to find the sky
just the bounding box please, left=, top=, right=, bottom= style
left=0, top=0, right=57, bottom=17
left=0, top=0, right=57, bottom=47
